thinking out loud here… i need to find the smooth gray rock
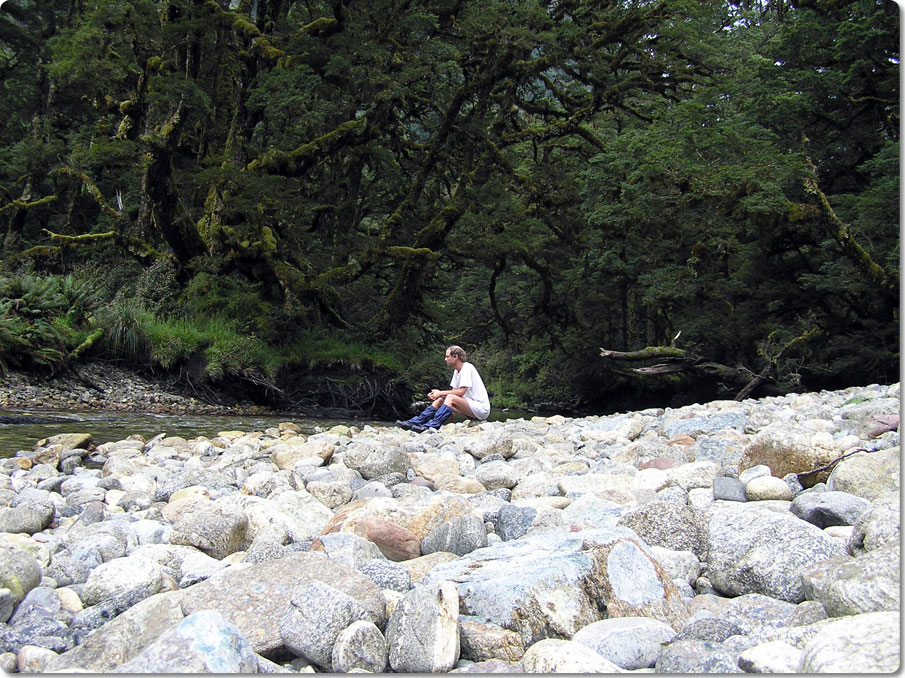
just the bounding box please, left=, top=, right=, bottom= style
left=343, top=442, right=412, bottom=480
left=704, top=502, right=847, bottom=602
left=71, top=584, right=164, bottom=631
left=694, top=438, right=745, bottom=470
left=331, top=619, right=388, bottom=673
left=67, top=528, right=127, bottom=563
left=738, top=464, right=772, bottom=485
left=648, top=545, right=701, bottom=587
left=718, top=593, right=800, bottom=634
left=81, top=556, right=162, bottom=606
left=673, top=617, right=745, bottom=642
left=386, top=581, right=459, bottom=673
left=561, top=495, right=626, bottom=528
left=790, top=490, right=871, bottom=528
left=0, top=650, right=15, bottom=673
left=0, top=590, right=14, bottom=624
left=280, top=579, right=370, bottom=670
left=572, top=616, right=675, bottom=669
left=0, top=547, right=42, bottom=607
left=463, top=434, right=515, bottom=461
left=801, top=543, right=899, bottom=616
left=352, top=480, right=394, bottom=501
left=9, top=587, right=64, bottom=627
left=115, top=610, right=257, bottom=673
left=305, top=480, right=353, bottom=509
left=168, top=501, right=248, bottom=560
left=316, top=532, right=386, bottom=568
left=421, top=514, right=487, bottom=556
left=655, top=486, right=689, bottom=504
left=848, top=491, right=899, bottom=555
left=661, top=412, right=748, bottom=438
left=153, top=468, right=236, bottom=502
left=712, top=476, right=747, bottom=502
left=42, top=553, right=91, bottom=587
left=0, top=504, right=53, bottom=534
left=471, top=460, right=519, bottom=490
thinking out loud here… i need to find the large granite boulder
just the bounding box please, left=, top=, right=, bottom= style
left=114, top=610, right=258, bottom=673
left=280, top=579, right=373, bottom=670
left=848, top=491, right=899, bottom=555
left=801, top=543, right=899, bottom=616
left=167, top=501, right=248, bottom=560
left=703, top=502, right=846, bottom=602
left=738, top=423, right=839, bottom=486
left=385, top=581, right=459, bottom=673
left=826, top=446, right=899, bottom=501
left=798, top=611, right=899, bottom=673
left=43, top=591, right=186, bottom=672
left=179, top=552, right=385, bottom=657
left=423, top=527, right=688, bottom=648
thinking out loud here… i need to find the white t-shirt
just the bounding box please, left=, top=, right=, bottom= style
left=451, top=362, right=490, bottom=420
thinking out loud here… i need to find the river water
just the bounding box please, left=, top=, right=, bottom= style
left=0, top=409, right=378, bottom=458
left=0, top=408, right=531, bottom=458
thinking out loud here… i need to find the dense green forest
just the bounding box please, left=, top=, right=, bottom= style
left=0, top=0, right=898, bottom=417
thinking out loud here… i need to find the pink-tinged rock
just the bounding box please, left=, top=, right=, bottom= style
left=640, top=457, right=682, bottom=471
left=353, top=518, right=421, bottom=561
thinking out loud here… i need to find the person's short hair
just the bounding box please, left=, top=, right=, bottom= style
left=447, top=345, right=467, bottom=361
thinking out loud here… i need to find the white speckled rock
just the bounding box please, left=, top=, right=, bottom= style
left=738, top=639, right=802, bottom=672
left=386, top=581, right=459, bottom=673
left=81, top=555, right=162, bottom=606
left=521, top=638, right=624, bottom=673
left=572, top=616, right=676, bottom=669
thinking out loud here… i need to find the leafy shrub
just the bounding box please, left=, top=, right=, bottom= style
left=179, top=272, right=273, bottom=336
left=0, top=273, right=99, bottom=372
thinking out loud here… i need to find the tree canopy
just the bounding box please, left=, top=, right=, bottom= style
left=0, top=0, right=898, bottom=414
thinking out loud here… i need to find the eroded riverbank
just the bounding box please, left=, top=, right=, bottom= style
left=0, top=365, right=266, bottom=417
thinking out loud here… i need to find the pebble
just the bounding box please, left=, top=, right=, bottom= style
left=0, top=380, right=899, bottom=673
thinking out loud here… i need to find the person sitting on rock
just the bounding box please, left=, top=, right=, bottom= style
left=396, top=345, right=491, bottom=432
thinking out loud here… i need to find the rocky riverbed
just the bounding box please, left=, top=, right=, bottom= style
left=0, top=381, right=900, bottom=673
left=0, top=364, right=265, bottom=415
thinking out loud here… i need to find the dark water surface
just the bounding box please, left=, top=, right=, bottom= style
left=0, top=408, right=531, bottom=457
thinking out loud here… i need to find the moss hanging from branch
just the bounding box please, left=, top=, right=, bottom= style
left=802, top=152, right=894, bottom=298
left=54, top=168, right=121, bottom=219
left=0, top=195, right=57, bottom=215
left=246, top=118, right=369, bottom=176
left=39, top=229, right=163, bottom=264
